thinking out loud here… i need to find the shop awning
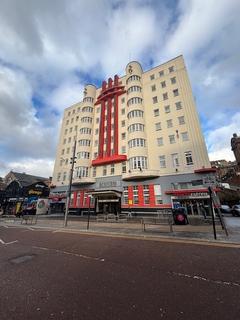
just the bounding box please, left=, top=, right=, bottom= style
left=86, top=190, right=122, bottom=198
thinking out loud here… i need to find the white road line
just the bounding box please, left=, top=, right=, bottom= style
left=33, top=245, right=105, bottom=262
left=0, top=239, right=18, bottom=245
left=169, top=271, right=240, bottom=288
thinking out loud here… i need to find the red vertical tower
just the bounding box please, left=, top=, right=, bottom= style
left=92, top=75, right=127, bottom=166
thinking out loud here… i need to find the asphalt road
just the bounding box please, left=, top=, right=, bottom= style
left=0, top=226, right=240, bottom=320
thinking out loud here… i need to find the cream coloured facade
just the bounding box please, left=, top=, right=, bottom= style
left=51, top=55, right=216, bottom=215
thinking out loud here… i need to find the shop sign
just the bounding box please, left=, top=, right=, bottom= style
left=97, top=180, right=122, bottom=189
left=173, top=192, right=210, bottom=200
left=28, top=189, right=42, bottom=196
left=128, top=200, right=133, bottom=205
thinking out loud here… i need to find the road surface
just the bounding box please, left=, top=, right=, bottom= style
left=0, top=225, right=239, bottom=320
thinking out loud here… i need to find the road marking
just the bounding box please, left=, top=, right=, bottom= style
left=0, top=238, right=18, bottom=245
left=33, top=245, right=105, bottom=262
left=169, top=271, right=240, bottom=288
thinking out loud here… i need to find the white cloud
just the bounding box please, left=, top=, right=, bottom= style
left=206, top=112, right=240, bottom=161
left=0, top=158, right=54, bottom=178
left=0, top=0, right=239, bottom=177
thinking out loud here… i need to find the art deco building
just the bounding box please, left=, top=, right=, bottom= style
left=51, top=55, right=216, bottom=215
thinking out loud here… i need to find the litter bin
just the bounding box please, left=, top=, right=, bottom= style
left=172, top=207, right=188, bottom=225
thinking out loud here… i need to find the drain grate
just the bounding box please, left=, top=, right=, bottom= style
left=10, top=255, right=34, bottom=264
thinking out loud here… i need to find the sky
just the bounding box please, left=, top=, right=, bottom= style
left=0, top=0, right=239, bottom=178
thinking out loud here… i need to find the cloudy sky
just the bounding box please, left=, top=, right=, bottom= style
left=0, top=0, right=239, bottom=178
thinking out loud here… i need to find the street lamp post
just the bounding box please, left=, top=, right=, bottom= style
left=64, top=139, right=77, bottom=227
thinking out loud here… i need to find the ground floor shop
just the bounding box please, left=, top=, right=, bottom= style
left=50, top=171, right=218, bottom=216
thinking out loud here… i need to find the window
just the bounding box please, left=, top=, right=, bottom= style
left=150, top=74, right=155, bottom=80
left=122, top=133, right=126, bottom=140
left=57, top=173, right=61, bottom=182
left=154, top=185, right=162, bottom=204
left=68, top=137, right=71, bottom=143
left=76, top=116, right=79, bottom=121
left=121, top=146, right=126, bottom=153
left=167, top=119, right=173, bottom=128
left=81, top=117, right=92, bottom=123
left=71, top=118, right=74, bottom=123
left=159, top=70, right=164, bottom=77
left=171, top=77, right=176, bottom=84
left=66, top=148, right=70, bottom=154
left=126, top=75, right=141, bottom=84
left=163, top=92, right=168, bottom=100
left=128, top=138, right=146, bottom=148
left=80, top=127, right=91, bottom=134
left=69, top=127, right=73, bottom=133
left=82, top=106, right=93, bottom=113
left=61, top=149, right=65, bottom=155
left=154, top=109, right=159, bottom=117
left=122, top=162, right=126, bottom=174
left=173, top=89, right=179, bottom=97
left=123, top=186, right=128, bottom=204
left=127, top=97, right=143, bottom=106
left=164, top=105, right=170, bottom=113
left=96, top=107, right=100, bottom=113
left=92, top=167, right=97, bottom=177
left=151, top=85, right=156, bottom=91
left=129, top=156, right=148, bottom=170
left=169, top=134, right=175, bottom=144
left=72, top=109, right=75, bottom=114
left=171, top=153, right=179, bottom=167
left=65, top=159, right=68, bottom=165
left=127, top=86, right=142, bottom=94
left=181, top=132, right=189, bottom=141
left=176, top=101, right=182, bottom=110
left=121, top=108, right=125, bottom=115
left=83, top=97, right=94, bottom=103
left=178, top=116, right=185, bottom=125
left=63, top=138, right=66, bottom=144
left=159, top=155, right=166, bottom=168
left=152, top=96, right=158, bottom=104
left=121, top=97, right=125, bottom=104
left=169, top=66, right=174, bottom=73
left=121, top=120, right=125, bottom=127
left=74, top=125, right=78, bottom=131
left=77, top=152, right=90, bottom=159
left=75, top=166, right=89, bottom=178
left=63, top=172, right=67, bottom=181
left=128, top=123, right=144, bottom=133
left=95, top=129, right=99, bottom=135
left=127, top=110, right=144, bottom=119
left=64, top=129, right=68, bottom=135
left=94, top=152, right=98, bottom=159
left=157, top=137, right=163, bottom=146
left=66, top=120, right=69, bottom=125
left=110, top=164, right=115, bottom=175
left=161, top=81, right=166, bottom=88
left=155, top=122, right=161, bottom=131
left=78, top=139, right=91, bottom=146
left=103, top=166, right=107, bottom=176
left=68, top=111, right=71, bottom=116
left=94, top=140, right=98, bottom=147
left=96, top=118, right=99, bottom=124
left=143, top=185, right=150, bottom=204
left=133, top=186, right=139, bottom=204
left=185, top=151, right=193, bottom=165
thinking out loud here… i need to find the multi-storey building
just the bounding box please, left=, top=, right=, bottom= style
left=51, top=55, right=216, bottom=216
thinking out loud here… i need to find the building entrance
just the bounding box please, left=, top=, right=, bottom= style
left=89, top=190, right=122, bottom=215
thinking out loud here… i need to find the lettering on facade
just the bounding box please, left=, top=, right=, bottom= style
left=28, top=190, right=42, bottom=196
left=97, top=180, right=122, bottom=189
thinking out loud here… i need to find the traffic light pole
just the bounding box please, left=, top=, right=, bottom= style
left=64, top=139, right=77, bottom=227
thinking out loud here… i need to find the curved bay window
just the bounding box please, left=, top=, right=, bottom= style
left=129, top=156, right=148, bottom=170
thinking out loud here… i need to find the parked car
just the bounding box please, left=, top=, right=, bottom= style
left=232, top=205, right=240, bottom=217
left=220, top=205, right=231, bottom=215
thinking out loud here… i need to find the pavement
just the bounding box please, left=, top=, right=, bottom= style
left=0, top=224, right=240, bottom=320
left=1, top=214, right=240, bottom=245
